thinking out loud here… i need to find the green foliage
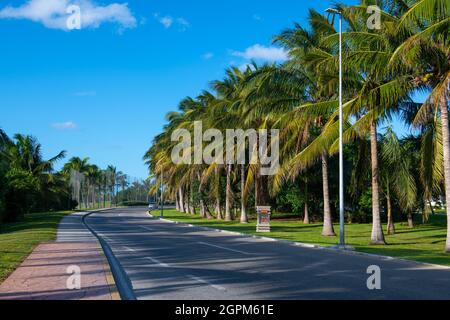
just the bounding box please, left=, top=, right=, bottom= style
left=0, top=211, right=72, bottom=283
left=0, top=131, right=74, bottom=223
left=143, top=0, right=449, bottom=248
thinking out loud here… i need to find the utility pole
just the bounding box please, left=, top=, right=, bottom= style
left=160, top=170, right=164, bottom=218
left=326, top=7, right=348, bottom=249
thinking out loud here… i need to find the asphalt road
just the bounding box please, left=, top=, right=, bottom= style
left=85, top=207, right=450, bottom=300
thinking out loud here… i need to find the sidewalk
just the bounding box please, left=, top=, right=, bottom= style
left=0, top=212, right=117, bottom=300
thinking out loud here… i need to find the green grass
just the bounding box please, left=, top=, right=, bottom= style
left=158, top=210, right=450, bottom=266
left=0, top=211, right=73, bottom=283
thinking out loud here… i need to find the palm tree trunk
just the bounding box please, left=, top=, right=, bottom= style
left=225, top=164, right=233, bottom=221
left=176, top=191, right=180, bottom=211
left=256, top=172, right=269, bottom=206
left=386, top=189, right=395, bottom=235
left=441, top=97, right=450, bottom=253
left=370, top=122, right=386, bottom=245
left=215, top=166, right=223, bottom=220
left=407, top=211, right=414, bottom=228
left=304, top=203, right=310, bottom=224
left=189, top=183, right=196, bottom=215
left=199, top=198, right=206, bottom=218
left=197, top=172, right=206, bottom=218
left=303, top=180, right=310, bottom=224
left=216, top=199, right=222, bottom=219
left=179, top=187, right=184, bottom=212
left=321, top=153, right=336, bottom=236
left=184, top=188, right=190, bottom=214
left=255, top=179, right=258, bottom=208
left=240, top=165, right=248, bottom=223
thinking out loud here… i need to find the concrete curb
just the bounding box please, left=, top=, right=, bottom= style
left=99, top=247, right=121, bottom=301
left=148, top=213, right=450, bottom=271
left=82, top=209, right=137, bottom=300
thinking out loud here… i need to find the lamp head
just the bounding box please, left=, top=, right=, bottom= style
left=325, top=8, right=341, bottom=14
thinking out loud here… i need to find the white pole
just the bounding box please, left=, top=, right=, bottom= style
left=160, top=170, right=164, bottom=218
left=338, top=13, right=345, bottom=247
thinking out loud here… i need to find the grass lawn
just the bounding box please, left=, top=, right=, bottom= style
left=0, top=211, right=73, bottom=283
left=157, top=210, right=450, bottom=266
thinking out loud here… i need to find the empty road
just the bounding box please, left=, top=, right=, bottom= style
left=84, top=207, right=450, bottom=300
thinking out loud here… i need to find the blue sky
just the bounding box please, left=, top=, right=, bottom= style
left=2, top=0, right=411, bottom=179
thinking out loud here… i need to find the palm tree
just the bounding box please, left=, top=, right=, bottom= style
left=380, top=127, right=417, bottom=234
left=1, top=134, right=66, bottom=219
left=106, top=165, right=118, bottom=207
left=387, top=0, right=450, bottom=252
left=342, top=0, right=448, bottom=247
left=143, top=0, right=450, bottom=251
left=63, top=157, right=90, bottom=208
left=273, top=9, right=339, bottom=236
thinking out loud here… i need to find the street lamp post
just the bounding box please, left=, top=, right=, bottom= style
left=326, top=7, right=346, bottom=248
left=160, top=170, right=164, bottom=218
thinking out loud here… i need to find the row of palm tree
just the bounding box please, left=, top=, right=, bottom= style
left=0, top=130, right=68, bottom=221
left=145, top=0, right=449, bottom=252
left=0, top=129, right=138, bottom=221
left=63, top=157, right=152, bottom=209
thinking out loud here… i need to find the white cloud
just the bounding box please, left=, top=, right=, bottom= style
left=202, top=52, right=214, bottom=60
left=253, top=14, right=262, bottom=21
left=52, top=121, right=77, bottom=130
left=154, top=13, right=189, bottom=31
left=0, top=0, right=137, bottom=31
left=154, top=13, right=173, bottom=28
left=176, top=17, right=189, bottom=31
left=232, top=44, right=288, bottom=63
left=238, top=63, right=256, bottom=72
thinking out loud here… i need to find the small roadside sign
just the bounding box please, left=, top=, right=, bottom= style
left=256, top=206, right=271, bottom=233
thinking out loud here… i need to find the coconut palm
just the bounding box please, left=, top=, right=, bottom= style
left=380, top=127, right=417, bottom=234
left=272, top=9, right=341, bottom=235
left=388, top=0, right=450, bottom=251
left=1, top=134, right=66, bottom=219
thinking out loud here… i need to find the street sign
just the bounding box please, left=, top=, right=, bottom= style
left=256, top=206, right=271, bottom=233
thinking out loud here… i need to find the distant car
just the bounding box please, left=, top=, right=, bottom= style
left=148, top=203, right=158, bottom=211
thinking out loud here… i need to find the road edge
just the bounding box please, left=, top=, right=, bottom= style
left=82, top=209, right=137, bottom=300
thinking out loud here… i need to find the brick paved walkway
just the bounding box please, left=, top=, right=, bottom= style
left=0, top=212, right=116, bottom=300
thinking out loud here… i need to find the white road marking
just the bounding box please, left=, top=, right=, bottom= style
left=140, top=226, right=153, bottom=231
left=197, top=242, right=252, bottom=255
left=99, top=234, right=115, bottom=242
left=124, top=246, right=169, bottom=268
left=145, top=256, right=169, bottom=268
left=188, top=275, right=227, bottom=292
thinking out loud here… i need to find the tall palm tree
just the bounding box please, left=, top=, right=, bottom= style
left=273, top=9, right=340, bottom=236
left=1, top=134, right=66, bottom=218
left=106, top=165, right=118, bottom=206
left=387, top=0, right=450, bottom=251
left=380, top=127, right=417, bottom=234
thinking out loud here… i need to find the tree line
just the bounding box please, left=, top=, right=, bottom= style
left=0, top=129, right=144, bottom=222
left=144, top=0, right=450, bottom=252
